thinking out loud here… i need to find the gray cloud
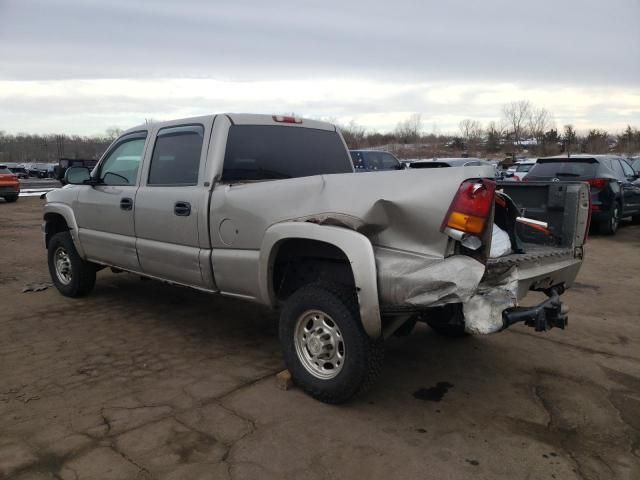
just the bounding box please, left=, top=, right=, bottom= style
left=0, top=0, right=638, bottom=134
left=1, top=0, right=639, bottom=85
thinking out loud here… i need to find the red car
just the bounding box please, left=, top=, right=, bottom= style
left=0, top=164, right=20, bottom=202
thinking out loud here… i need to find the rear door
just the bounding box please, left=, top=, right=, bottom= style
left=75, top=131, right=148, bottom=270
left=134, top=122, right=211, bottom=288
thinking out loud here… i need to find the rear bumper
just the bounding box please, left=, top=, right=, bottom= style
left=0, top=186, right=20, bottom=196
left=463, top=248, right=582, bottom=334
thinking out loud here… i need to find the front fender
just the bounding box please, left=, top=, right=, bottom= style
left=43, top=202, right=86, bottom=258
left=259, top=222, right=381, bottom=338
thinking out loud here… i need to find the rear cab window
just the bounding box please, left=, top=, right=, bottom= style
left=0, top=166, right=12, bottom=174
left=222, top=126, right=351, bottom=182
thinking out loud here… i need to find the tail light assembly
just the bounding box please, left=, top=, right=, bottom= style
left=587, top=178, right=608, bottom=190
left=441, top=179, right=496, bottom=250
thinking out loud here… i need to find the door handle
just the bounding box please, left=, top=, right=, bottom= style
left=120, top=197, right=133, bottom=211
left=174, top=201, right=191, bottom=216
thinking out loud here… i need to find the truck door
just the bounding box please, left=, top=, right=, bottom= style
left=75, top=131, right=147, bottom=270
left=134, top=124, right=210, bottom=288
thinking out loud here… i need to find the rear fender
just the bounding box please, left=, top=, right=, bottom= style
left=259, top=222, right=381, bottom=338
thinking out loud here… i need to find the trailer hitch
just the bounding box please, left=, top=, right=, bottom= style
left=501, top=287, right=568, bottom=332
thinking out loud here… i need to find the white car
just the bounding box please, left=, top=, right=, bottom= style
left=513, top=160, right=537, bottom=181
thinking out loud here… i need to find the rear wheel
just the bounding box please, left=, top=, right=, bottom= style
left=599, top=203, right=620, bottom=235
left=279, top=283, right=383, bottom=404
left=3, top=195, right=18, bottom=203
left=47, top=231, right=96, bottom=297
left=424, top=304, right=468, bottom=338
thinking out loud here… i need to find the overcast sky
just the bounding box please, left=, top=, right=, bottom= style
left=1, top=0, right=639, bottom=135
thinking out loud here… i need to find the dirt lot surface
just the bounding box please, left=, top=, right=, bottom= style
left=1, top=196, right=639, bottom=480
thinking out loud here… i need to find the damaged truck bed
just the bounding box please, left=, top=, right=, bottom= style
left=43, top=113, right=590, bottom=403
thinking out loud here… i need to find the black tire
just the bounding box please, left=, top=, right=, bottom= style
left=425, top=304, right=468, bottom=338
left=47, top=231, right=96, bottom=297
left=3, top=195, right=18, bottom=203
left=279, top=283, right=384, bottom=404
left=599, top=203, right=620, bottom=235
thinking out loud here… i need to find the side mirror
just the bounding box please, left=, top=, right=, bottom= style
left=64, top=166, right=91, bottom=185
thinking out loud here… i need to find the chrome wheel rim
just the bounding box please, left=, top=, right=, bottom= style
left=54, top=246, right=72, bottom=285
left=611, top=206, right=619, bottom=231
left=294, top=310, right=345, bottom=379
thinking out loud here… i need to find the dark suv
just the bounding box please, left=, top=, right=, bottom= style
left=525, top=155, right=640, bottom=234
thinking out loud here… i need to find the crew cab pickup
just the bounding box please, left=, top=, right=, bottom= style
left=43, top=114, right=589, bottom=403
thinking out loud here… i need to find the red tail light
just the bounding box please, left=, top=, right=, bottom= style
left=587, top=178, right=608, bottom=190
left=441, top=179, right=496, bottom=235
left=272, top=115, right=302, bottom=124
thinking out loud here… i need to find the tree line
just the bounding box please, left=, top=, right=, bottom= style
left=1, top=103, right=639, bottom=164
left=341, top=100, right=640, bottom=159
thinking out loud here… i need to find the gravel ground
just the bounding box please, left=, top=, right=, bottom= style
left=1, top=196, right=639, bottom=480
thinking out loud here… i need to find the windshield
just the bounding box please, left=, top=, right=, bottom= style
left=410, top=162, right=450, bottom=169
left=516, top=164, right=534, bottom=172
left=632, top=159, right=640, bottom=172
left=528, top=160, right=598, bottom=179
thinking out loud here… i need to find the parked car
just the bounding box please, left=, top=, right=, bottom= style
left=525, top=155, right=640, bottom=234
left=512, top=160, right=537, bottom=181
left=350, top=150, right=403, bottom=171
left=4, top=163, right=29, bottom=179
left=0, top=165, right=20, bottom=202
left=408, top=158, right=495, bottom=169
left=28, top=163, right=50, bottom=178
left=44, top=113, right=589, bottom=403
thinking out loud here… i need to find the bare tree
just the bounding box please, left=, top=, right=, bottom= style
left=502, top=100, right=532, bottom=146
left=528, top=107, right=553, bottom=145
left=339, top=120, right=367, bottom=148
left=105, top=127, right=123, bottom=140
left=486, top=120, right=506, bottom=152
left=458, top=119, right=484, bottom=146
left=394, top=114, right=422, bottom=143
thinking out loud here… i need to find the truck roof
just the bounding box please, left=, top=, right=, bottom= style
left=123, top=114, right=336, bottom=135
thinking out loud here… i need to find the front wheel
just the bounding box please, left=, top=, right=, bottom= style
left=47, top=231, right=96, bottom=297
left=3, top=195, right=18, bottom=203
left=279, top=283, right=383, bottom=404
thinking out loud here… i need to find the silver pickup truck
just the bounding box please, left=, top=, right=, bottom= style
left=43, top=114, right=590, bottom=403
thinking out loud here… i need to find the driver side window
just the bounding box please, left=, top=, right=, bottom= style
left=99, top=135, right=146, bottom=185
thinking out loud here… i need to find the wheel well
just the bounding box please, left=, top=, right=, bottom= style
left=272, top=239, right=355, bottom=301
left=44, top=213, right=69, bottom=248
